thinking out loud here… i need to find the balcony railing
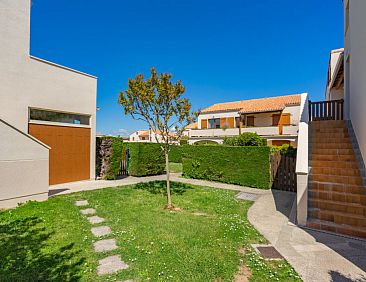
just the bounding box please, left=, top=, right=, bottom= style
left=308, top=99, right=344, bottom=122
left=189, top=125, right=299, bottom=138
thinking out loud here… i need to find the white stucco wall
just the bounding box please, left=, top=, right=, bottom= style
left=0, top=0, right=97, bottom=181
left=283, top=105, right=300, bottom=125
left=345, top=0, right=366, bottom=162
left=0, top=119, right=49, bottom=208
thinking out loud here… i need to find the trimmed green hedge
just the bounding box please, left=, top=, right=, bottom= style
left=168, top=145, right=183, bottom=163
left=127, top=143, right=165, bottom=177
left=106, top=138, right=125, bottom=180
left=182, top=145, right=270, bottom=189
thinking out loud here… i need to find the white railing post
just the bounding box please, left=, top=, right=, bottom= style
left=295, top=93, right=309, bottom=225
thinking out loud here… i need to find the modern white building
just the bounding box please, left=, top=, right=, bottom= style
left=187, top=94, right=304, bottom=146
left=0, top=0, right=97, bottom=208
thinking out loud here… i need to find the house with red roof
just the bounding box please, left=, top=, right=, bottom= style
left=187, top=93, right=306, bottom=146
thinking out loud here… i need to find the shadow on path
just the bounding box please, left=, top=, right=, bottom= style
left=271, top=190, right=366, bottom=276
left=329, top=271, right=366, bottom=282
left=0, top=217, right=85, bottom=281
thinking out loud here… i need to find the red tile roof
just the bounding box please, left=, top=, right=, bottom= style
left=201, top=94, right=301, bottom=114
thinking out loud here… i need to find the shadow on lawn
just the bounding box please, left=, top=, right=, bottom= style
left=134, top=180, right=192, bottom=195
left=0, top=217, right=85, bottom=282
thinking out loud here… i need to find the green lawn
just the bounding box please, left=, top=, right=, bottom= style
left=0, top=182, right=301, bottom=282
left=169, top=162, right=183, bottom=173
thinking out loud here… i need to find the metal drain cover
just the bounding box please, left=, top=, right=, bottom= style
left=252, top=244, right=284, bottom=260
left=236, top=192, right=259, bottom=201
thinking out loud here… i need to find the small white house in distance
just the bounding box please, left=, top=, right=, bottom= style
left=0, top=0, right=97, bottom=208
left=129, top=130, right=178, bottom=144
left=188, top=94, right=305, bottom=146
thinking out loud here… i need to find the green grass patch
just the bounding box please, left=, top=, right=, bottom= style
left=169, top=162, right=183, bottom=173
left=0, top=182, right=300, bottom=281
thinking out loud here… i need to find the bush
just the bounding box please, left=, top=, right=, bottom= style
left=127, top=143, right=165, bottom=176
left=194, top=140, right=219, bottom=145
left=169, top=145, right=183, bottom=163
left=180, top=136, right=188, bottom=145
left=270, top=144, right=297, bottom=157
left=182, top=145, right=270, bottom=189
left=223, top=132, right=267, bottom=147
left=106, top=138, right=125, bottom=180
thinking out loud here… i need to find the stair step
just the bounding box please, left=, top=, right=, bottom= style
left=312, top=127, right=349, bottom=134
left=312, top=167, right=360, bottom=177
left=309, top=190, right=366, bottom=205
left=306, top=218, right=366, bottom=239
left=312, top=154, right=356, bottom=162
left=312, top=148, right=355, bottom=155
left=308, top=207, right=366, bottom=227
left=312, top=132, right=350, bottom=138
left=310, top=181, right=365, bottom=194
left=310, top=199, right=366, bottom=217
left=311, top=137, right=351, bottom=144
left=311, top=120, right=346, bottom=127
left=311, top=143, right=353, bottom=149
left=311, top=160, right=359, bottom=169
left=311, top=174, right=363, bottom=185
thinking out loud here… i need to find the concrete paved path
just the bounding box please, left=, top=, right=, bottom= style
left=49, top=173, right=269, bottom=196
left=248, top=190, right=366, bottom=282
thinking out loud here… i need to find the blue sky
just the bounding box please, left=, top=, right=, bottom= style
left=30, top=0, right=344, bottom=136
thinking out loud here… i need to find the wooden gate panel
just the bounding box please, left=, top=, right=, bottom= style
left=29, top=124, right=90, bottom=185
left=271, top=154, right=297, bottom=192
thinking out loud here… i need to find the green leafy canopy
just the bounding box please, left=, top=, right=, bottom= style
left=118, top=67, right=197, bottom=152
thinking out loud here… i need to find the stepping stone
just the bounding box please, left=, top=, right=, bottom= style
left=91, top=226, right=112, bottom=237
left=94, top=239, right=118, bottom=252
left=88, top=216, right=105, bottom=224
left=75, top=200, right=88, bottom=206
left=97, top=255, right=128, bottom=275
left=80, top=208, right=96, bottom=215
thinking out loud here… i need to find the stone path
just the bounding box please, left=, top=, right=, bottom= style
left=74, top=199, right=130, bottom=277
left=50, top=173, right=269, bottom=196
left=248, top=190, right=366, bottom=282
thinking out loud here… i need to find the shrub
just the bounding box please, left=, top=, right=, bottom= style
left=127, top=143, right=165, bottom=176
left=106, top=138, right=125, bottom=180
left=182, top=145, right=270, bottom=189
left=169, top=145, right=183, bottom=163
left=194, top=140, right=219, bottom=145
left=223, top=132, right=266, bottom=147
left=270, top=144, right=297, bottom=157
left=180, top=136, right=188, bottom=145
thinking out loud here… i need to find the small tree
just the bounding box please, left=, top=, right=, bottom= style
left=118, top=68, right=196, bottom=209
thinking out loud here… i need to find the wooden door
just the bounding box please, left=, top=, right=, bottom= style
left=29, top=124, right=90, bottom=185
left=272, top=114, right=281, bottom=126
left=247, top=116, right=254, bottom=127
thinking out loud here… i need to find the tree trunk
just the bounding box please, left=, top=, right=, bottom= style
left=165, top=151, right=173, bottom=209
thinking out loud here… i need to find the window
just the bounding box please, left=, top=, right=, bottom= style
left=29, top=108, right=90, bottom=125
left=208, top=118, right=220, bottom=129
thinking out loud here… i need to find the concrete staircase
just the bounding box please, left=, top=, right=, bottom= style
left=308, top=120, right=366, bottom=239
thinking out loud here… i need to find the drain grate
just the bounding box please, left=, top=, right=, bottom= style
left=236, top=192, right=259, bottom=201
left=252, top=244, right=284, bottom=260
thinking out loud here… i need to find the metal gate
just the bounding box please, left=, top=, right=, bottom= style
left=119, top=148, right=129, bottom=176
